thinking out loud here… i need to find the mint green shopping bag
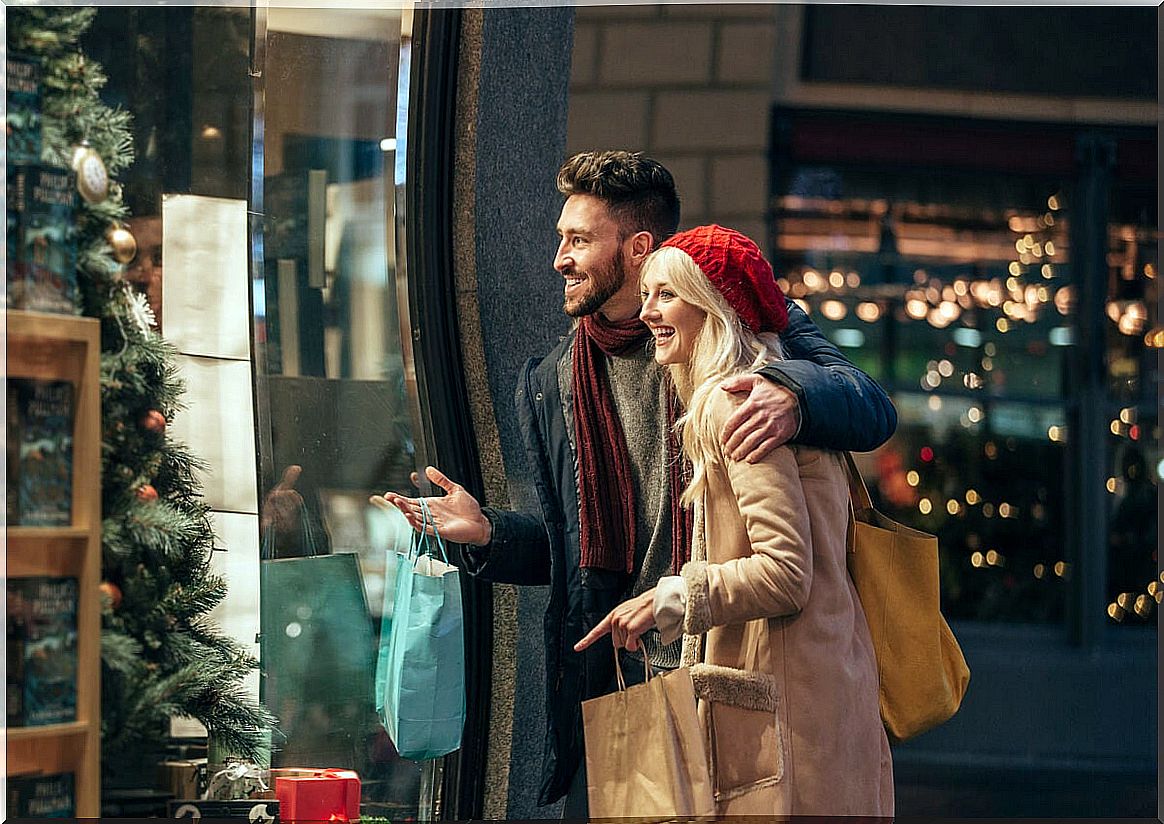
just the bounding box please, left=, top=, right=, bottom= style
left=376, top=499, right=465, bottom=760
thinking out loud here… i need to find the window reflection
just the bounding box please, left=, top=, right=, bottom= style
left=254, top=8, right=422, bottom=818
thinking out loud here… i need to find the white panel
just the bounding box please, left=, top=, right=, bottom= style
left=170, top=511, right=262, bottom=739
left=170, top=355, right=258, bottom=514
left=208, top=511, right=261, bottom=692
left=162, top=194, right=252, bottom=361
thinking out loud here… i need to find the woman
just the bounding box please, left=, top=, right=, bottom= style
left=576, top=224, right=893, bottom=816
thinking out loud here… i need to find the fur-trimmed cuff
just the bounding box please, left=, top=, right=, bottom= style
left=681, top=560, right=712, bottom=635
left=689, top=663, right=779, bottom=713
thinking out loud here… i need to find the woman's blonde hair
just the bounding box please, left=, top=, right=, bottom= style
left=640, top=246, right=784, bottom=507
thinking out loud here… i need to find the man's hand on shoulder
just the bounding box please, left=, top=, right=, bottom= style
left=719, top=373, right=801, bottom=463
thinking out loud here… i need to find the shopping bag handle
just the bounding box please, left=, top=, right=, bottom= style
left=260, top=501, right=325, bottom=560
left=414, top=498, right=450, bottom=564
left=611, top=645, right=653, bottom=692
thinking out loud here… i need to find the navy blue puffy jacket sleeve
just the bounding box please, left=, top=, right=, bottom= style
left=761, top=298, right=897, bottom=452
left=458, top=358, right=555, bottom=585
left=460, top=507, right=550, bottom=585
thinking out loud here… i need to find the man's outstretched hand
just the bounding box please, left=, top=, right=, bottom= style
left=261, top=464, right=305, bottom=534
left=372, top=465, right=493, bottom=546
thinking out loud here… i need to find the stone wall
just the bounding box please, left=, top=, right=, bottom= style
left=567, top=3, right=778, bottom=243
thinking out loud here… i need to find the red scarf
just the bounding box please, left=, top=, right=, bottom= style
left=574, top=313, right=693, bottom=576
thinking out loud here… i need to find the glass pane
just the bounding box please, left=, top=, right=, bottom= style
left=774, top=164, right=1072, bottom=623
left=82, top=7, right=253, bottom=334
left=1103, top=185, right=1159, bottom=627
left=253, top=8, right=423, bottom=818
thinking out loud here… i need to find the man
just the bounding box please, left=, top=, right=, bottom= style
left=378, top=151, right=896, bottom=814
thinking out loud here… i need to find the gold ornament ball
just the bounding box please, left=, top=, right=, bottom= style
left=107, top=225, right=137, bottom=264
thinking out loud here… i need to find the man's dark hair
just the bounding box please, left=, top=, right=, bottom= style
left=556, top=150, right=681, bottom=246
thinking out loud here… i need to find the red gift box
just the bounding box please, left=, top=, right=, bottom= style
left=275, top=769, right=361, bottom=822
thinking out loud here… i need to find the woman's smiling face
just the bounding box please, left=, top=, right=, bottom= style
left=639, top=266, right=706, bottom=365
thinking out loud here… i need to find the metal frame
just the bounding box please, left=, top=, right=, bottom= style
left=393, top=6, right=491, bottom=819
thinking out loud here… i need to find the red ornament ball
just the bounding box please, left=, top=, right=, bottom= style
left=99, top=581, right=123, bottom=610
left=136, top=484, right=158, bottom=502
left=142, top=409, right=167, bottom=434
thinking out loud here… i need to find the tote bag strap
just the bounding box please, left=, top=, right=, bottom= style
left=841, top=451, right=874, bottom=513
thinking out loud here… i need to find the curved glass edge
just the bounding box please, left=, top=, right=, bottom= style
left=393, top=5, right=436, bottom=490
left=389, top=5, right=446, bottom=822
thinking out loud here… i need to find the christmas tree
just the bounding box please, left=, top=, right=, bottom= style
left=8, top=6, right=274, bottom=779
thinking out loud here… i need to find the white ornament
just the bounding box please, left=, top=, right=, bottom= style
left=72, top=144, right=109, bottom=203
left=128, top=289, right=157, bottom=334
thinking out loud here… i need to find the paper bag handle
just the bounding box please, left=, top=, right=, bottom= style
left=611, top=645, right=653, bottom=692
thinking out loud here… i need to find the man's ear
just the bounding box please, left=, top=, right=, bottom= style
left=627, top=230, right=654, bottom=264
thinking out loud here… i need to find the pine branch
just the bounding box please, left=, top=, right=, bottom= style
left=156, top=576, right=229, bottom=626
left=101, top=630, right=144, bottom=675
left=187, top=617, right=260, bottom=667
left=12, top=6, right=275, bottom=770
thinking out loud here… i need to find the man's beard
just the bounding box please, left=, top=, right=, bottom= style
left=563, top=252, right=627, bottom=318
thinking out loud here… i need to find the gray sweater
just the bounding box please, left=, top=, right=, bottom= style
left=558, top=338, right=682, bottom=669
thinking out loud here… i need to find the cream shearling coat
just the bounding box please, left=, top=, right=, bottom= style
left=678, top=390, right=893, bottom=816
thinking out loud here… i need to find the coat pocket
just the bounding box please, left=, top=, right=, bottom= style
left=690, top=663, right=785, bottom=801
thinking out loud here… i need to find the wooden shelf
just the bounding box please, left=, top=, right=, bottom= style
left=7, top=526, right=92, bottom=540
left=6, top=310, right=102, bottom=817
left=7, top=529, right=95, bottom=578
left=7, top=721, right=92, bottom=742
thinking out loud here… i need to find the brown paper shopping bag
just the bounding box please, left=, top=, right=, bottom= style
left=581, top=652, right=715, bottom=821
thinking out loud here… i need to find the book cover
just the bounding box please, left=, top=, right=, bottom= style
left=6, top=576, right=79, bottom=726
left=7, top=772, right=76, bottom=818
left=7, top=380, right=22, bottom=525
left=8, top=378, right=75, bottom=526
left=6, top=579, right=26, bottom=725
left=6, top=53, right=43, bottom=165
left=6, top=164, right=79, bottom=314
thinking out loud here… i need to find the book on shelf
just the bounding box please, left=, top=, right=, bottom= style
left=6, top=576, right=79, bottom=727
left=6, top=53, right=43, bottom=165
left=6, top=772, right=75, bottom=818
left=6, top=377, right=75, bottom=527
left=7, top=382, right=21, bottom=525
left=6, top=163, right=79, bottom=314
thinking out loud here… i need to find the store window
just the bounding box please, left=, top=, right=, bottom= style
left=254, top=7, right=426, bottom=820
left=85, top=6, right=428, bottom=818
left=770, top=110, right=1159, bottom=631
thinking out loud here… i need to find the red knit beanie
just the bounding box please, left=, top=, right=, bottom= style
left=660, top=224, right=788, bottom=333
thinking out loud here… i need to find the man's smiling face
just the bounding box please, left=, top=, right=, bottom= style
left=553, top=194, right=631, bottom=318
